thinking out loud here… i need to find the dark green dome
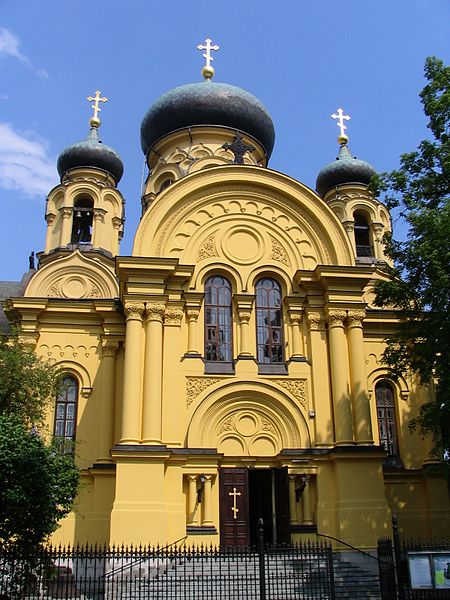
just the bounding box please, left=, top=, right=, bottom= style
left=57, top=127, right=124, bottom=183
left=316, top=143, right=376, bottom=198
left=140, top=80, right=275, bottom=158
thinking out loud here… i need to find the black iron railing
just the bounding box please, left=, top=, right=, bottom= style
left=0, top=536, right=335, bottom=599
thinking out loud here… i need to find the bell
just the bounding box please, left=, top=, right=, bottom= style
left=75, top=211, right=82, bottom=218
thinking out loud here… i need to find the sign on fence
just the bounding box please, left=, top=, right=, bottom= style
left=408, top=551, right=450, bottom=590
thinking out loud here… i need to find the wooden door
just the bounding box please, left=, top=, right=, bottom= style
left=219, top=468, right=250, bottom=547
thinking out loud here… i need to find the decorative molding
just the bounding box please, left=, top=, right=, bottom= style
left=217, top=415, right=234, bottom=435
left=186, top=307, right=201, bottom=322
left=196, top=233, right=218, bottom=261
left=326, top=308, right=347, bottom=327
left=306, top=311, right=326, bottom=331
left=102, top=340, right=119, bottom=358
left=124, top=301, right=145, bottom=320
left=186, top=377, right=222, bottom=406
left=146, top=302, right=166, bottom=322
left=347, top=309, right=366, bottom=328
left=164, top=306, right=183, bottom=326
left=270, top=235, right=289, bottom=265
left=273, top=379, right=307, bottom=408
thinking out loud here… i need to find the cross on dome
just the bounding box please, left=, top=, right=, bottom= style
left=87, top=90, right=108, bottom=128
left=331, top=108, right=351, bottom=144
left=197, top=38, right=220, bottom=80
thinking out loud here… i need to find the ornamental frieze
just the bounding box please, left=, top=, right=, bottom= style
left=186, top=377, right=223, bottom=406
left=273, top=379, right=307, bottom=408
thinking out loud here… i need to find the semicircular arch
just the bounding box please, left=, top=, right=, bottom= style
left=186, top=380, right=310, bottom=456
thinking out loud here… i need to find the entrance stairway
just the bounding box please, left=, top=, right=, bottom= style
left=332, top=556, right=382, bottom=600
left=101, top=551, right=382, bottom=600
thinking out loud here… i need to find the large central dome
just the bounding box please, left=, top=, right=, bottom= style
left=140, top=80, right=275, bottom=158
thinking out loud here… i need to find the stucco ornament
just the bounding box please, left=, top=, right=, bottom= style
left=273, top=379, right=307, bottom=408
left=186, top=377, right=223, bottom=406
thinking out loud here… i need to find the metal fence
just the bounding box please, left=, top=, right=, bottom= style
left=0, top=539, right=335, bottom=600
left=378, top=535, right=450, bottom=599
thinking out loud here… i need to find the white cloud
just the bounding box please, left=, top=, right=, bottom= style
left=0, top=94, right=8, bottom=100
left=0, top=27, right=48, bottom=78
left=0, top=122, right=57, bottom=198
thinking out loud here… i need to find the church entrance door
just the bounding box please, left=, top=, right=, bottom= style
left=219, top=467, right=290, bottom=547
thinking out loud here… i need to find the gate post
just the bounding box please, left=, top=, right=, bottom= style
left=257, top=518, right=266, bottom=600
left=392, top=514, right=405, bottom=600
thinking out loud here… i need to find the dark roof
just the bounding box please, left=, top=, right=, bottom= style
left=0, top=270, right=35, bottom=333
left=57, top=127, right=124, bottom=183
left=316, top=143, right=376, bottom=198
left=140, top=80, right=275, bottom=158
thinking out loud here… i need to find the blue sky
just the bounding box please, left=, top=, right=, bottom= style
left=0, top=0, right=449, bottom=281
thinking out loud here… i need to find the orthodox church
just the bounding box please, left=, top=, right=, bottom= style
left=3, top=40, right=449, bottom=550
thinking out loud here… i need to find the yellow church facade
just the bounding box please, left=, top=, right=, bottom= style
left=4, top=57, right=449, bottom=551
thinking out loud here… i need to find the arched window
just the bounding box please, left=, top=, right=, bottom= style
left=375, top=380, right=399, bottom=457
left=255, top=278, right=284, bottom=364
left=204, top=276, right=232, bottom=363
left=54, top=376, right=79, bottom=451
left=71, top=198, right=93, bottom=244
left=354, top=212, right=373, bottom=257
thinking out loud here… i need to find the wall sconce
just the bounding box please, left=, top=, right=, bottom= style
left=295, top=473, right=309, bottom=502
left=197, top=474, right=206, bottom=503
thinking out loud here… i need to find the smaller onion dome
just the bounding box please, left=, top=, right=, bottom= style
left=57, top=123, right=124, bottom=184
left=316, top=142, right=376, bottom=199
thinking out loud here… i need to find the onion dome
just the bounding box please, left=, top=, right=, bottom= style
left=140, top=79, right=275, bottom=158
left=57, top=120, right=123, bottom=184
left=316, top=141, right=376, bottom=199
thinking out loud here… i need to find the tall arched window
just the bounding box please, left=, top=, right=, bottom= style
left=375, top=380, right=399, bottom=457
left=354, top=212, right=373, bottom=257
left=204, top=276, right=232, bottom=363
left=54, top=376, right=79, bottom=450
left=71, top=198, right=93, bottom=244
left=255, top=278, right=284, bottom=364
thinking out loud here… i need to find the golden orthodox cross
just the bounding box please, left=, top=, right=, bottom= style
left=331, top=108, right=351, bottom=137
left=197, top=38, right=220, bottom=68
left=228, top=487, right=241, bottom=519
left=87, top=90, right=108, bottom=120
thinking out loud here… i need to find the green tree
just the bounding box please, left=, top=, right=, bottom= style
left=0, top=336, right=79, bottom=549
left=370, top=57, right=450, bottom=461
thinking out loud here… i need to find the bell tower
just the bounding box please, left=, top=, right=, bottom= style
left=43, top=90, right=125, bottom=265
left=316, top=109, right=392, bottom=264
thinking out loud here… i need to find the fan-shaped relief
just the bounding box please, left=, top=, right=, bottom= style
left=186, top=381, right=310, bottom=455
left=24, top=251, right=118, bottom=299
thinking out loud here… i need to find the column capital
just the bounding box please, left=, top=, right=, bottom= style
left=146, top=302, right=166, bottom=322
left=325, top=307, right=347, bottom=328
left=343, top=220, right=355, bottom=235
left=93, top=208, right=107, bottom=223
left=45, top=212, right=56, bottom=225
left=371, top=222, right=384, bottom=242
left=164, top=305, right=184, bottom=326
left=112, top=216, right=122, bottom=230
left=347, top=309, right=366, bottom=328
left=186, top=307, right=200, bottom=322
left=306, top=310, right=326, bottom=331
left=237, top=310, right=251, bottom=324
left=124, top=300, right=145, bottom=320
left=101, top=339, right=119, bottom=357
left=60, top=206, right=72, bottom=219
left=288, top=310, right=303, bottom=326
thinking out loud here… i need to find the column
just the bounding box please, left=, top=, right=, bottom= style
left=343, top=221, right=356, bottom=256
left=187, top=475, right=198, bottom=526
left=237, top=309, right=252, bottom=356
left=120, top=301, right=144, bottom=444
left=288, top=310, right=303, bottom=358
left=186, top=308, right=200, bottom=354
left=301, top=479, right=314, bottom=526
left=92, top=209, right=106, bottom=248
left=289, top=475, right=299, bottom=525
left=326, top=307, right=354, bottom=445
left=44, top=213, right=56, bottom=253
left=347, top=310, right=373, bottom=445
left=60, top=207, right=72, bottom=246
left=306, top=310, right=333, bottom=446
left=112, top=216, right=122, bottom=256
left=371, top=223, right=384, bottom=260
left=142, top=302, right=165, bottom=444
left=202, top=475, right=213, bottom=526
left=98, top=340, right=118, bottom=462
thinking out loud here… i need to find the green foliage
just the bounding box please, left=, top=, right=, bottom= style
left=370, top=57, right=450, bottom=460
left=0, top=336, right=79, bottom=550
left=0, top=335, right=57, bottom=425
left=0, top=414, right=79, bottom=548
